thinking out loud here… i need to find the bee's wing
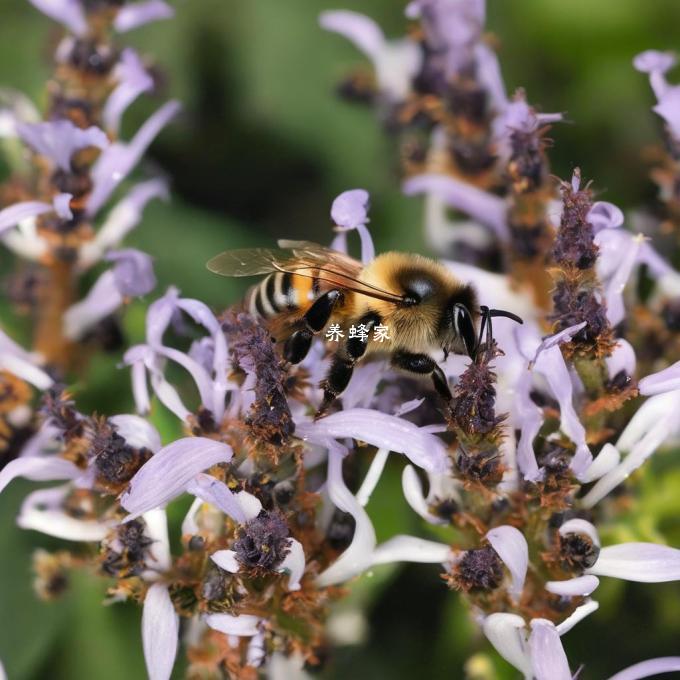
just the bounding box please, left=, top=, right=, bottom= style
left=209, top=242, right=406, bottom=305
left=206, top=248, right=295, bottom=277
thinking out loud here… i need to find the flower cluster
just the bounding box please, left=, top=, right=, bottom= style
left=1, top=2, right=680, bottom=680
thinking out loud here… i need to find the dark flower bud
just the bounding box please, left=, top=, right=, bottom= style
left=559, top=531, right=600, bottom=571
left=233, top=511, right=291, bottom=571
left=453, top=547, right=504, bottom=592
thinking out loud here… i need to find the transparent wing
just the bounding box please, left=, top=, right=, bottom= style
left=208, top=242, right=406, bottom=304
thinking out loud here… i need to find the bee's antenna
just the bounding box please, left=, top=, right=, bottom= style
left=488, top=308, right=524, bottom=325
left=475, top=307, right=523, bottom=358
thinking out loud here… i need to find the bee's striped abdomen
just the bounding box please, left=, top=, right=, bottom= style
left=248, top=271, right=317, bottom=319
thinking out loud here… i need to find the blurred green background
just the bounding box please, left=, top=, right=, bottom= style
left=1, top=0, right=680, bottom=678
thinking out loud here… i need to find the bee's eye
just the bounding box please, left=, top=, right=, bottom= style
left=402, top=275, right=435, bottom=304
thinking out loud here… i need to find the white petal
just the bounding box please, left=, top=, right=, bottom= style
left=142, top=582, right=179, bottom=680
left=181, top=497, right=203, bottom=536
left=586, top=543, right=680, bottom=582
left=401, top=465, right=447, bottom=525
left=236, top=490, right=263, bottom=522
left=0, top=352, right=53, bottom=390
left=143, top=508, right=171, bottom=573
left=529, top=619, right=571, bottom=680
left=278, top=538, right=306, bottom=590
left=370, top=535, right=453, bottom=565
left=63, top=270, right=124, bottom=340
left=319, top=10, right=385, bottom=60
left=486, top=526, right=529, bottom=602
left=605, top=339, right=636, bottom=380
left=0, top=456, right=81, bottom=494
left=205, top=613, right=260, bottom=637
left=579, top=443, right=621, bottom=484
left=555, top=600, right=599, bottom=635
left=109, top=414, right=161, bottom=452
left=482, top=613, right=531, bottom=677
left=545, top=575, right=600, bottom=597
left=211, top=549, right=240, bottom=573
left=356, top=448, right=390, bottom=507
left=18, top=486, right=111, bottom=541
left=316, top=445, right=376, bottom=587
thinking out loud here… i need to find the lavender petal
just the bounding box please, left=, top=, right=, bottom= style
left=403, top=174, right=509, bottom=242
left=27, top=0, right=87, bottom=35
left=639, top=360, right=680, bottom=396
left=142, top=582, right=179, bottom=680
left=81, top=179, right=169, bottom=267
left=486, top=526, right=529, bottom=602
left=88, top=100, right=181, bottom=215
left=121, top=437, right=234, bottom=520
left=529, top=619, right=571, bottom=680
left=17, top=120, right=108, bottom=172
left=63, top=270, right=124, bottom=340
left=104, top=48, right=154, bottom=134
left=296, top=408, right=449, bottom=473
left=608, top=657, right=680, bottom=680
left=555, top=600, right=600, bottom=635
left=186, top=473, right=254, bottom=524
left=545, top=575, right=600, bottom=597
left=106, top=248, right=157, bottom=297
left=319, top=11, right=385, bottom=59
left=0, top=200, right=53, bottom=235
left=114, top=0, right=175, bottom=32
left=331, top=189, right=370, bottom=229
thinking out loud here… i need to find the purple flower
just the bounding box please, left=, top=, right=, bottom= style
left=27, top=0, right=87, bottom=36
left=106, top=248, right=156, bottom=297
left=79, top=178, right=169, bottom=267
left=406, top=0, right=485, bottom=77
left=103, top=49, right=154, bottom=134
left=0, top=193, right=73, bottom=238
left=329, top=189, right=375, bottom=263
left=17, top=119, right=108, bottom=172
left=581, top=389, right=680, bottom=507
left=403, top=173, right=509, bottom=242
left=87, top=100, right=180, bottom=215
left=114, top=0, right=175, bottom=33
left=63, top=249, right=155, bottom=340
left=634, top=49, right=680, bottom=140
left=0, top=328, right=53, bottom=390
left=319, top=10, right=422, bottom=101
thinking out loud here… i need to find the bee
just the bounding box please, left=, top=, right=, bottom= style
left=207, top=241, right=521, bottom=413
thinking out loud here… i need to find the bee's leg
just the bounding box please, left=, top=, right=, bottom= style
left=453, top=304, right=478, bottom=359
left=283, top=290, right=343, bottom=364
left=391, top=350, right=452, bottom=402
left=317, top=312, right=381, bottom=416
